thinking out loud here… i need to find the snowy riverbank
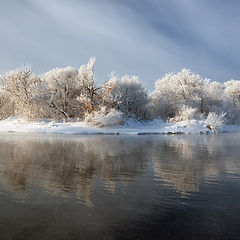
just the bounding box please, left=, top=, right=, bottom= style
left=0, top=117, right=240, bottom=135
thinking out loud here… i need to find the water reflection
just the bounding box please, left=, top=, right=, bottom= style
left=0, top=134, right=240, bottom=203
left=0, top=135, right=149, bottom=206
left=0, top=134, right=240, bottom=240
left=151, top=135, right=240, bottom=195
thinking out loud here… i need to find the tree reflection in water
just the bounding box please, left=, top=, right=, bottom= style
left=0, top=135, right=149, bottom=206
left=0, top=133, right=239, bottom=204
left=151, top=134, right=240, bottom=195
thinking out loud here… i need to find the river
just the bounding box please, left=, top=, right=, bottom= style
left=0, top=133, right=239, bottom=240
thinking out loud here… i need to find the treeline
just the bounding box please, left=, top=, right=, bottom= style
left=0, top=58, right=239, bottom=126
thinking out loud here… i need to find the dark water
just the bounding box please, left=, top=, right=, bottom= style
left=0, top=133, right=240, bottom=240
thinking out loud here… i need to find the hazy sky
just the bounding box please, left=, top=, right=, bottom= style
left=0, top=0, right=240, bottom=89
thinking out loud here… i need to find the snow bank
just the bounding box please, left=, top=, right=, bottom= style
left=0, top=116, right=240, bottom=135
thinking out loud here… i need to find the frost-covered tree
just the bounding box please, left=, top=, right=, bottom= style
left=99, top=72, right=119, bottom=109
left=82, top=72, right=124, bottom=125
left=224, top=80, right=240, bottom=123
left=151, top=69, right=205, bottom=119
left=224, top=80, right=240, bottom=108
left=151, top=73, right=177, bottom=119
left=200, top=79, right=224, bottom=114
left=0, top=89, right=14, bottom=120
left=77, top=57, right=102, bottom=114
left=43, top=66, right=83, bottom=120
left=110, top=75, right=149, bottom=120
left=43, top=57, right=111, bottom=120
left=1, top=66, right=44, bottom=119
left=77, top=61, right=120, bottom=118
left=1, top=61, right=239, bottom=126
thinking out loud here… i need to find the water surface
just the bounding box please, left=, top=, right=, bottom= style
left=0, top=133, right=240, bottom=240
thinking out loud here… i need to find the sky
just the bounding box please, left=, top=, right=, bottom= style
left=0, top=0, right=240, bottom=89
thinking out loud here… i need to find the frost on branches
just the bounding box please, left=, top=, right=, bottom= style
left=151, top=69, right=205, bottom=119
left=224, top=80, right=240, bottom=124
left=169, top=105, right=199, bottom=123
left=0, top=66, right=46, bottom=120
left=0, top=90, right=14, bottom=120
left=204, top=112, right=226, bottom=131
left=43, top=66, right=82, bottom=120
left=110, top=75, right=150, bottom=120
left=0, top=60, right=240, bottom=130
left=77, top=57, right=100, bottom=113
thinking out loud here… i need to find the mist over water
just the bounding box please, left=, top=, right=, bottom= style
left=0, top=133, right=240, bottom=240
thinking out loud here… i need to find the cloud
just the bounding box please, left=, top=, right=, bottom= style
left=0, top=0, right=240, bottom=89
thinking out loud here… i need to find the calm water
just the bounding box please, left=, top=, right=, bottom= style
left=0, top=133, right=240, bottom=240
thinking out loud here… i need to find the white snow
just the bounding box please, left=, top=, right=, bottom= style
left=0, top=116, right=240, bottom=135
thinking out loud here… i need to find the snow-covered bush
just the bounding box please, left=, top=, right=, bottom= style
left=84, top=107, right=125, bottom=127
left=204, top=112, right=226, bottom=131
left=169, top=105, right=199, bottom=122
left=111, top=75, right=149, bottom=120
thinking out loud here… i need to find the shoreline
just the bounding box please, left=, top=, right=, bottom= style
left=0, top=117, right=240, bottom=135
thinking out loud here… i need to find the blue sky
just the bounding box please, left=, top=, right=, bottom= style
left=0, top=0, right=240, bottom=89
